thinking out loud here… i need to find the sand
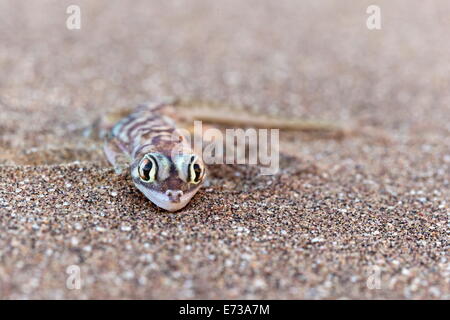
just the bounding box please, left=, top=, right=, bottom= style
left=0, top=0, right=448, bottom=299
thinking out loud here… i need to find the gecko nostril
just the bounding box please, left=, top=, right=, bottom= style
left=166, top=190, right=183, bottom=202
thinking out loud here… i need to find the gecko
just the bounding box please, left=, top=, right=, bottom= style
left=102, top=100, right=206, bottom=212
left=100, top=99, right=347, bottom=212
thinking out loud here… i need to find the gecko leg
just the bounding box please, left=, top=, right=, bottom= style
left=104, top=137, right=131, bottom=175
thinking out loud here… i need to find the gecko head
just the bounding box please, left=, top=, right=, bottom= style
left=130, top=152, right=206, bottom=212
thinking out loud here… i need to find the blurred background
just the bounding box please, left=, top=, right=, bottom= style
left=0, top=0, right=448, bottom=299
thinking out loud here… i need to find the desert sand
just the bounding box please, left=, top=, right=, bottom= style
left=0, top=0, right=448, bottom=299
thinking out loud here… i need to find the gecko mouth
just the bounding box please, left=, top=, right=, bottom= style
left=135, top=185, right=199, bottom=212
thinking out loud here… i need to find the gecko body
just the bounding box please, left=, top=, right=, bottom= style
left=103, top=101, right=206, bottom=212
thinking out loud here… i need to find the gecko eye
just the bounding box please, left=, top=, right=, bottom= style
left=138, top=156, right=157, bottom=182
left=188, top=156, right=204, bottom=184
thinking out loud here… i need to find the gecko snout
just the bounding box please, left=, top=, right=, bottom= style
left=166, top=190, right=183, bottom=203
